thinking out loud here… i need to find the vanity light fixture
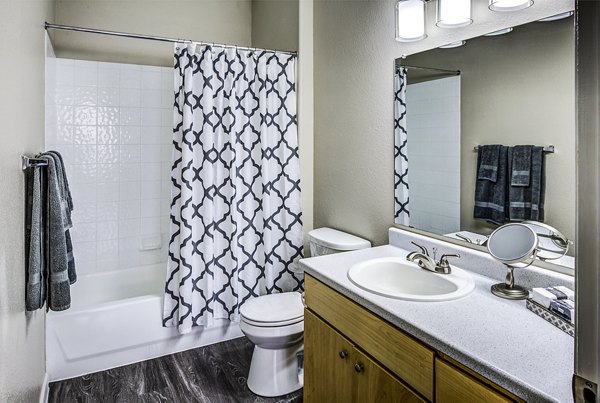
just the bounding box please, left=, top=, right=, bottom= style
left=436, top=0, right=472, bottom=28
left=439, top=40, right=466, bottom=49
left=489, top=0, right=534, bottom=12
left=538, top=11, right=574, bottom=22
left=484, top=27, right=514, bottom=36
left=395, top=0, right=427, bottom=42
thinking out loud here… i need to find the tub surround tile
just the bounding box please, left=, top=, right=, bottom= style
left=49, top=337, right=302, bottom=403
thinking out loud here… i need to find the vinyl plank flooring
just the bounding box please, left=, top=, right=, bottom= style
left=49, top=337, right=303, bottom=403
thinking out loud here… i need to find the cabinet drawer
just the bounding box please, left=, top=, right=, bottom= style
left=435, top=358, right=514, bottom=403
left=305, top=275, right=435, bottom=401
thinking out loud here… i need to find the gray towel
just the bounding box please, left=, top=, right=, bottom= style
left=25, top=167, right=46, bottom=311
left=47, top=150, right=73, bottom=211
left=477, top=145, right=501, bottom=182
left=508, top=146, right=545, bottom=221
left=510, top=145, right=532, bottom=187
left=42, top=152, right=72, bottom=229
left=41, top=151, right=76, bottom=284
left=474, top=145, right=508, bottom=225
left=42, top=156, right=72, bottom=311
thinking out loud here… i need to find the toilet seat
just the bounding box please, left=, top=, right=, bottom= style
left=240, top=292, right=304, bottom=327
left=241, top=315, right=303, bottom=328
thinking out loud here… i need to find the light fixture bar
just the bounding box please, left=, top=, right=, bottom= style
left=395, top=0, right=427, bottom=42
left=437, top=0, right=472, bottom=28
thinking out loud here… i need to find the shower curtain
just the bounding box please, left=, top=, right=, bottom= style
left=163, top=44, right=303, bottom=334
left=394, top=68, right=410, bottom=225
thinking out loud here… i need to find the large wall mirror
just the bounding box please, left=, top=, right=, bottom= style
left=394, top=15, right=575, bottom=271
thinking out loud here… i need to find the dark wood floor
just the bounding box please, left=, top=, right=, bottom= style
left=49, top=337, right=303, bottom=403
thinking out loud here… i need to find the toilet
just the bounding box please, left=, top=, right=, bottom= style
left=240, top=227, right=371, bottom=397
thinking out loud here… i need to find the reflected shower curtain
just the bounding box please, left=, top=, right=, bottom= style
left=163, top=44, right=303, bottom=334
left=394, top=68, right=410, bottom=225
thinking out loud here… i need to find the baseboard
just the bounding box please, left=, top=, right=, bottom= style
left=38, top=372, right=49, bottom=403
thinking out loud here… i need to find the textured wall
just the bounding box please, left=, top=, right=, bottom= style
left=252, top=0, right=299, bottom=52
left=313, top=0, right=574, bottom=247
left=406, top=19, right=576, bottom=242
left=53, top=0, right=253, bottom=66
left=0, top=1, right=55, bottom=402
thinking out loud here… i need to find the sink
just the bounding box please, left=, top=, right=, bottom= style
left=347, top=257, right=475, bottom=301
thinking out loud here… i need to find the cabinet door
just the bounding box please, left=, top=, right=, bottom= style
left=436, top=358, right=513, bottom=403
left=304, top=309, right=354, bottom=403
left=353, top=347, right=426, bottom=403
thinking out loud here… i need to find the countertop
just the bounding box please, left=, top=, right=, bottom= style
left=300, top=244, right=574, bottom=403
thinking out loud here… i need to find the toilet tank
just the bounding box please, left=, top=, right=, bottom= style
left=308, top=227, right=371, bottom=257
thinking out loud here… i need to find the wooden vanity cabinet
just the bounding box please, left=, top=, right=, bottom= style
left=305, top=309, right=424, bottom=403
left=304, top=274, right=523, bottom=403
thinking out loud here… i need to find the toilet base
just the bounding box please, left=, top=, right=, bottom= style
left=247, top=342, right=304, bottom=397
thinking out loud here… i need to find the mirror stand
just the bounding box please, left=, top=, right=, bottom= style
left=491, top=265, right=529, bottom=300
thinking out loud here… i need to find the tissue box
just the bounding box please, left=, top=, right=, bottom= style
left=526, top=299, right=574, bottom=337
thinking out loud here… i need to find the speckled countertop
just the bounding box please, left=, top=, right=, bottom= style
left=300, top=244, right=574, bottom=403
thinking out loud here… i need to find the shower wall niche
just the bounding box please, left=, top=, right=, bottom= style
left=45, top=59, right=173, bottom=275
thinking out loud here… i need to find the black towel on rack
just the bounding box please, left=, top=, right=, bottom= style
left=474, top=145, right=509, bottom=225
left=508, top=146, right=545, bottom=221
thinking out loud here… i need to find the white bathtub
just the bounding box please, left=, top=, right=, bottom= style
left=47, top=264, right=243, bottom=381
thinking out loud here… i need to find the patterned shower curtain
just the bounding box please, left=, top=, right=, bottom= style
left=394, top=68, right=410, bottom=225
left=163, top=44, right=304, bottom=334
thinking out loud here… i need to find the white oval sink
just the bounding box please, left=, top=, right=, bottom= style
left=347, top=257, right=475, bottom=301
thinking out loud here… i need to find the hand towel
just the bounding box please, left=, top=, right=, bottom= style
left=508, top=146, right=545, bottom=221
left=42, top=156, right=72, bottom=311
left=474, top=145, right=508, bottom=225
left=25, top=167, right=46, bottom=311
left=477, top=145, right=501, bottom=182
left=510, top=145, right=532, bottom=187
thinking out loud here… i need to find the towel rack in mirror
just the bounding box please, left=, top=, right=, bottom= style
left=473, top=145, right=555, bottom=154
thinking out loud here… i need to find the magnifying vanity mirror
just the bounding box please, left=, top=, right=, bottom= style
left=393, top=14, right=575, bottom=273
left=487, top=223, right=538, bottom=300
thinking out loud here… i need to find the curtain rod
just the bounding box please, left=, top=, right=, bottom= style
left=397, top=64, right=460, bottom=75
left=44, top=22, right=298, bottom=56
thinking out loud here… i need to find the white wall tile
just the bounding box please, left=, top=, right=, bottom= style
left=74, top=125, right=97, bottom=144
left=141, top=108, right=162, bottom=126
left=120, top=88, right=141, bottom=107
left=98, top=107, right=120, bottom=125
left=120, top=126, right=141, bottom=144
left=49, top=58, right=171, bottom=274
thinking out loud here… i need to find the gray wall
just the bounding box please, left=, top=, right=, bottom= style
left=406, top=19, right=576, bottom=242
left=252, top=0, right=299, bottom=52
left=53, top=0, right=253, bottom=66
left=0, top=1, right=55, bottom=401
left=314, top=1, right=398, bottom=246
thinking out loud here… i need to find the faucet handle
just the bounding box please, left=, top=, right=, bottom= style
left=438, top=253, right=460, bottom=267
left=411, top=241, right=429, bottom=257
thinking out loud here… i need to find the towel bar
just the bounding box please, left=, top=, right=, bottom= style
left=473, top=145, right=555, bottom=154
left=21, top=155, right=49, bottom=170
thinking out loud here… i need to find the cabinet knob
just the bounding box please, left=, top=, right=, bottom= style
left=354, top=362, right=364, bottom=373
left=339, top=350, right=349, bottom=359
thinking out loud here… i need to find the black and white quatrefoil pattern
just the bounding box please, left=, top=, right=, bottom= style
left=394, top=68, right=410, bottom=225
left=163, top=44, right=304, bottom=334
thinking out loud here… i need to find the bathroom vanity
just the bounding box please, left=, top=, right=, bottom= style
left=301, top=229, right=574, bottom=402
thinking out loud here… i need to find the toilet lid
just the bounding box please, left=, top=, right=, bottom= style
left=240, top=292, right=304, bottom=324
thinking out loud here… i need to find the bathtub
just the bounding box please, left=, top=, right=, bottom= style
left=47, top=263, right=243, bottom=381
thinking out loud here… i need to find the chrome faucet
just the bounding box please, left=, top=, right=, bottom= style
left=406, top=242, right=460, bottom=274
